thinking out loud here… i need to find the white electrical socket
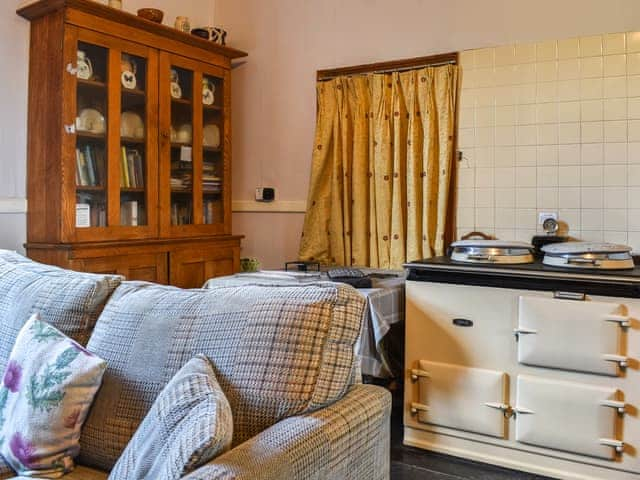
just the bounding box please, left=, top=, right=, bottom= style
left=538, top=212, right=558, bottom=225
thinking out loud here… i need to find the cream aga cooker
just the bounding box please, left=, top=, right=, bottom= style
left=403, top=242, right=639, bottom=480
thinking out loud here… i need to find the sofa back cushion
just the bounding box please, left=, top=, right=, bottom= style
left=79, top=281, right=365, bottom=471
left=0, top=250, right=122, bottom=375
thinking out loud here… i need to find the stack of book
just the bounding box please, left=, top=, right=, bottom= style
left=120, top=148, right=145, bottom=188
left=76, top=193, right=106, bottom=227
left=202, top=163, right=222, bottom=193
left=75, top=145, right=105, bottom=187
left=170, top=161, right=193, bottom=191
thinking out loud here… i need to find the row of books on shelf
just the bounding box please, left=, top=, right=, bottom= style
left=203, top=199, right=221, bottom=224
left=76, top=146, right=105, bottom=187
left=171, top=202, right=192, bottom=225
left=170, top=200, right=221, bottom=225
left=121, top=148, right=145, bottom=188
left=75, top=198, right=143, bottom=228
left=120, top=200, right=144, bottom=226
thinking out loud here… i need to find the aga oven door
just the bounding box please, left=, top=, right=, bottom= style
left=516, top=296, right=629, bottom=376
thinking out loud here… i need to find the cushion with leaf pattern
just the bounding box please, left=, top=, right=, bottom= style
left=0, top=313, right=106, bottom=478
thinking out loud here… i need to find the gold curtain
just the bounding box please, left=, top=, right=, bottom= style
left=299, top=64, right=459, bottom=269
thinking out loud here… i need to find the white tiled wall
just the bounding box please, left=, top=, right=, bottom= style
left=457, top=31, right=640, bottom=251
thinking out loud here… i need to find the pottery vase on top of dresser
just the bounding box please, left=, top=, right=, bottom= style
left=18, top=0, right=247, bottom=288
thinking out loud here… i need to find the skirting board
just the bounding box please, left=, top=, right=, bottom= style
left=232, top=200, right=306, bottom=213
left=0, top=198, right=27, bottom=214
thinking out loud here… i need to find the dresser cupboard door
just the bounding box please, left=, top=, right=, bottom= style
left=413, top=360, right=508, bottom=438
left=517, top=296, right=628, bottom=376
left=515, top=375, right=624, bottom=460
left=169, top=245, right=238, bottom=288
left=74, top=253, right=168, bottom=284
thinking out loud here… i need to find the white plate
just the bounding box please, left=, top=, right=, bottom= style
left=203, top=124, right=221, bottom=148
left=121, top=111, right=144, bottom=139
left=76, top=108, right=105, bottom=134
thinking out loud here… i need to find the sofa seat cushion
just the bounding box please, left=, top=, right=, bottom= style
left=109, top=355, right=233, bottom=480
left=80, top=282, right=365, bottom=471
left=9, top=465, right=108, bottom=480
left=0, top=250, right=121, bottom=376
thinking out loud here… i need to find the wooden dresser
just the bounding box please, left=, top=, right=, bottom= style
left=18, top=0, right=246, bottom=288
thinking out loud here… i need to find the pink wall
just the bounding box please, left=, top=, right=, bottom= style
left=216, top=0, right=640, bottom=269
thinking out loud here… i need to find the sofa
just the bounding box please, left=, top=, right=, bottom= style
left=0, top=250, right=391, bottom=480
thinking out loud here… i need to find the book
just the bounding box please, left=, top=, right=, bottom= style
left=121, top=146, right=130, bottom=188
left=84, top=144, right=96, bottom=186
left=77, top=149, right=90, bottom=186
left=120, top=200, right=138, bottom=226
left=75, top=203, right=90, bottom=228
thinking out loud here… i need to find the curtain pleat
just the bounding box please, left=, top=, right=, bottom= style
left=299, top=64, right=459, bottom=269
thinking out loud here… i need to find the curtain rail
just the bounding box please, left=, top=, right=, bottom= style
left=317, top=52, right=458, bottom=81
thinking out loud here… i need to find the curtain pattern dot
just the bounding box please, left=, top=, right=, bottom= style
left=299, top=64, right=459, bottom=269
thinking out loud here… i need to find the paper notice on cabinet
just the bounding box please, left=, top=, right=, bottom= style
left=76, top=203, right=91, bottom=228
left=180, top=146, right=192, bottom=162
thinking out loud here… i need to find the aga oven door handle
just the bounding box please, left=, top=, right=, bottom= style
left=514, top=327, right=537, bottom=341
left=599, top=438, right=625, bottom=454
left=600, top=399, right=627, bottom=415
left=602, top=354, right=629, bottom=369
left=604, top=314, right=631, bottom=329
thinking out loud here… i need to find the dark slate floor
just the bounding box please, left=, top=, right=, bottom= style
left=389, top=388, right=556, bottom=480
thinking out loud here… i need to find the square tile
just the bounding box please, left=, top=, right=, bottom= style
left=603, top=164, right=628, bottom=186
left=515, top=43, right=537, bottom=63
left=604, top=231, right=628, bottom=244
left=495, top=188, right=516, bottom=207
left=515, top=167, right=537, bottom=187
left=475, top=67, right=495, bottom=88
left=495, top=126, right=516, bottom=146
left=537, top=145, right=559, bottom=165
left=558, top=144, right=581, bottom=165
left=515, top=208, right=537, bottom=228
left=460, top=50, right=475, bottom=68
left=537, top=188, right=559, bottom=209
left=536, top=40, right=557, bottom=61
left=628, top=186, right=640, bottom=204
left=604, top=142, right=628, bottom=164
left=629, top=97, right=640, bottom=119
left=537, top=124, right=558, bottom=145
left=458, top=188, right=475, bottom=208
left=581, top=187, right=604, bottom=208
left=457, top=207, right=475, bottom=228
left=581, top=100, right=603, bottom=121
left=581, top=209, right=603, bottom=230
left=627, top=32, right=640, bottom=53
left=629, top=120, right=640, bottom=142
left=517, top=104, right=537, bottom=125
left=559, top=165, right=581, bottom=186
left=460, top=88, right=477, bottom=109
left=627, top=210, right=640, bottom=231
left=536, top=103, right=558, bottom=124
left=581, top=164, right=604, bottom=186
left=537, top=166, right=558, bottom=187
left=604, top=120, right=627, bottom=143
left=495, top=167, right=515, bottom=187
left=516, top=146, right=537, bottom=166
left=475, top=208, right=495, bottom=228
left=604, top=98, right=627, bottom=120
left=582, top=230, right=604, bottom=241
left=475, top=106, right=495, bottom=127
left=536, top=61, right=558, bottom=82
left=628, top=142, right=640, bottom=164
left=628, top=75, right=640, bottom=97
left=604, top=76, right=627, bottom=98
left=630, top=164, right=640, bottom=185
left=557, top=79, right=581, bottom=102
left=516, top=189, right=537, bottom=208
left=516, top=125, right=537, bottom=146
left=494, top=65, right=516, bottom=86
left=495, top=146, right=515, bottom=167
left=604, top=187, right=627, bottom=208
left=558, top=101, right=581, bottom=122
left=603, top=54, right=626, bottom=77
left=581, top=121, right=604, bottom=143
left=475, top=126, right=495, bottom=146
left=604, top=33, right=626, bottom=55
left=558, top=38, right=580, bottom=59
left=495, top=86, right=518, bottom=106
left=558, top=58, right=581, bottom=80
left=580, top=78, right=603, bottom=99
left=474, top=48, right=495, bottom=68
left=514, top=63, right=536, bottom=84
left=495, top=45, right=516, bottom=66
left=495, top=105, right=516, bottom=126
left=559, top=123, right=581, bottom=144
left=476, top=188, right=495, bottom=207
left=559, top=208, right=581, bottom=231
left=475, top=167, right=495, bottom=188
left=475, top=147, right=494, bottom=167
left=580, top=35, right=603, bottom=57
left=518, top=83, right=537, bottom=104
left=495, top=208, right=516, bottom=228
left=459, top=128, right=475, bottom=148
left=581, top=143, right=603, bottom=164
left=536, top=82, right=557, bottom=103
left=559, top=187, right=581, bottom=208
left=628, top=53, right=640, bottom=75
left=580, top=56, right=603, bottom=78
left=460, top=108, right=475, bottom=128
left=458, top=167, right=475, bottom=188
left=476, top=87, right=496, bottom=106
left=629, top=231, right=640, bottom=251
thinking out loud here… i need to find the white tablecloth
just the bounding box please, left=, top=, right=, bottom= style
left=203, top=270, right=405, bottom=378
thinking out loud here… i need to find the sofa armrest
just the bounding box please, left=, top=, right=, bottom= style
left=182, top=384, right=391, bottom=480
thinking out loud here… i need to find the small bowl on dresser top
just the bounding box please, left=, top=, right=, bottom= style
left=191, top=28, right=210, bottom=40
left=137, top=8, right=164, bottom=23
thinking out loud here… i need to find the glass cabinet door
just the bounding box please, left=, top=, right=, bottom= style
left=65, top=28, right=158, bottom=241
left=160, top=53, right=229, bottom=237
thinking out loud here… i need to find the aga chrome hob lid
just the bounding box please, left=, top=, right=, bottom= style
left=542, top=241, right=635, bottom=270
left=450, top=240, right=535, bottom=264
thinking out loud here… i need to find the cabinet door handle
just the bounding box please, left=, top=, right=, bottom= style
left=410, top=369, right=430, bottom=382
left=604, top=314, right=631, bottom=328
left=160, top=131, right=170, bottom=140
left=602, top=354, right=628, bottom=369
left=599, top=438, right=625, bottom=454
left=600, top=399, right=627, bottom=415
left=410, top=402, right=430, bottom=415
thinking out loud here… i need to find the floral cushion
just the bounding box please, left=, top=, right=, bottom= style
left=108, top=355, right=233, bottom=480
left=0, top=314, right=107, bottom=478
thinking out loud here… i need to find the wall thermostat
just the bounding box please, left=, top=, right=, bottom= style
left=255, top=187, right=275, bottom=202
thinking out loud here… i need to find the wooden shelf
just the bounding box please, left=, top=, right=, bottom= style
left=77, top=130, right=106, bottom=140
left=121, top=136, right=146, bottom=144
left=77, top=78, right=107, bottom=90
left=122, top=87, right=146, bottom=97
left=203, top=146, right=222, bottom=152
left=121, top=187, right=145, bottom=193
left=203, top=104, right=222, bottom=112
left=76, top=185, right=105, bottom=192
left=171, top=97, right=192, bottom=105
left=171, top=142, right=192, bottom=149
